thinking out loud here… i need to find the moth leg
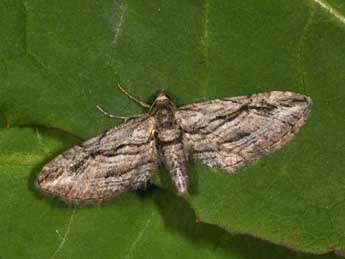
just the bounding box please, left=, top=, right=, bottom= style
left=117, top=84, right=151, bottom=109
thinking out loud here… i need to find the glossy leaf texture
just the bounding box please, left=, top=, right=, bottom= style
left=0, top=0, right=344, bottom=257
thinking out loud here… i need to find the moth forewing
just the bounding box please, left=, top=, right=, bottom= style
left=176, top=91, right=312, bottom=172
left=36, top=116, right=159, bottom=204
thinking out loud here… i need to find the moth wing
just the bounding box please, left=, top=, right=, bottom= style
left=36, top=115, right=158, bottom=203
left=175, top=91, right=312, bottom=172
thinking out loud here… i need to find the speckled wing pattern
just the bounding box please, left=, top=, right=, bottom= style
left=36, top=116, right=157, bottom=203
left=176, top=91, right=312, bottom=172
left=36, top=90, right=312, bottom=203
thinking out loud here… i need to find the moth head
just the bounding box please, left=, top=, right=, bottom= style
left=155, top=91, right=168, bottom=98
left=154, top=92, right=172, bottom=103
left=150, top=92, right=174, bottom=111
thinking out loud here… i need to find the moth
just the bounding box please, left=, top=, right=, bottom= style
left=36, top=85, right=312, bottom=203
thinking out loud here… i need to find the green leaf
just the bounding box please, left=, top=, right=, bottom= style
left=0, top=127, right=340, bottom=259
left=0, top=0, right=345, bottom=256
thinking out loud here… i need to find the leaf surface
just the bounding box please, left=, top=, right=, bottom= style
left=0, top=0, right=345, bottom=256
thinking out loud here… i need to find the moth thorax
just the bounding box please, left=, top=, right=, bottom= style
left=156, top=108, right=176, bottom=129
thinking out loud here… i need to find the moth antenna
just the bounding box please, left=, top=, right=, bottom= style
left=116, top=84, right=151, bottom=108
left=96, top=105, right=126, bottom=120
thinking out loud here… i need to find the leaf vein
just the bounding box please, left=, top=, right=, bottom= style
left=312, top=0, right=345, bottom=25
left=49, top=209, right=76, bottom=259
